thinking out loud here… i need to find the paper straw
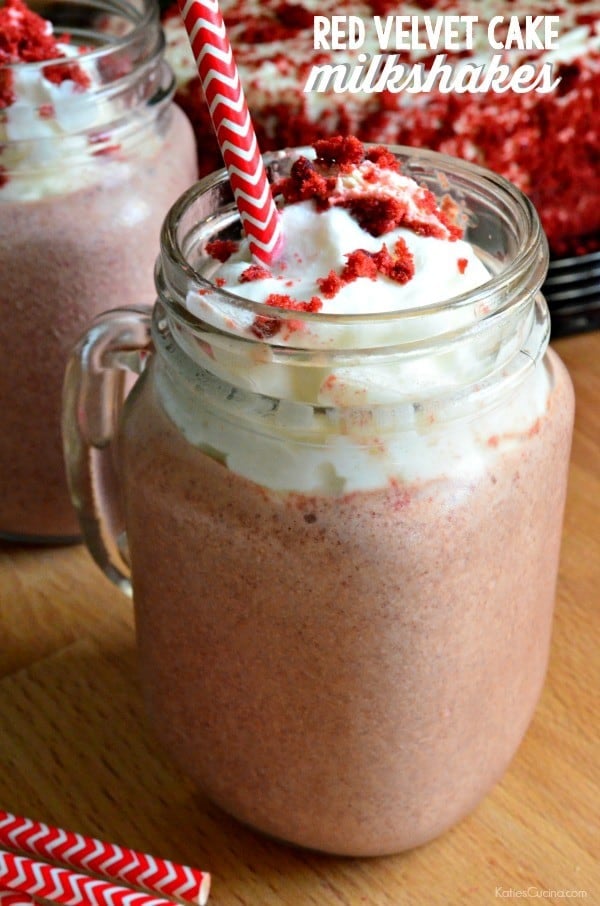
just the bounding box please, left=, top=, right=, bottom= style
left=177, top=0, right=283, bottom=264
left=0, top=890, right=36, bottom=906
left=0, top=813, right=209, bottom=906
left=0, top=849, right=195, bottom=906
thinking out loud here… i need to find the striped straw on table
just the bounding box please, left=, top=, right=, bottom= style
left=0, top=891, right=35, bottom=906
left=0, top=848, right=195, bottom=906
left=0, top=812, right=209, bottom=906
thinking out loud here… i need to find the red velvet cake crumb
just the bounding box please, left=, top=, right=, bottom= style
left=0, top=0, right=90, bottom=107
left=274, top=156, right=331, bottom=206
left=224, top=3, right=314, bottom=43
left=317, top=270, right=345, bottom=299
left=318, top=239, right=415, bottom=300
left=0, top=0, right=60, bottom=65
left=240, top=264, right=271, bottom=283
left=382, top=238, right=415, bottom=283
left=344, top=196, right=410, bottom=238
left=206, top=238, right=239, bottom=262
left=42, top=60, right=90, bottom=89
left=343, top=240, right=415, bottom=286
left=274, top=138, right=462, bottom=240
left=265, top=293, right=323, bottom=313
left=251, top=317, right=281, bottom=340
left=342, top=249, right=378, bottom=281
left=275, top=3, right=314, bottom=30
left=0, top=70, right=15, bottom=109
left=38, top=102, right=54, bottom=119
left=365, top=146, right=401, bottom=172
left=251, top=292, right=323, bottom=340
left=90, top=142, right=121, bottom=156
left=314, top=135, right=365, bottom=173
left=88, top=131, right=121, bottom=155
left=405, top=208, right=462, bottom=241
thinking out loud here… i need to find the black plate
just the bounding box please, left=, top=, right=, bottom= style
left=544, top=249, right=600, bottom=337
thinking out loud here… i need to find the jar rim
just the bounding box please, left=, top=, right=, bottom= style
left=159, top=143, right=549, bottom=344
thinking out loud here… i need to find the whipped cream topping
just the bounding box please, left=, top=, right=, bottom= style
left=156, top=352, right=553, bottom=493
left=185, top=195, right=497, bottom=403
left=185, top=143, right=493, bottom=405
left=4, top=44, right=91, bottom=141
left=191, top=165, right=485, bottom=313
left=156, top=141, right=552, bottom=494
left=1, top=43, right=104, bottom=181
left=1, top=0, right=94, bottom=196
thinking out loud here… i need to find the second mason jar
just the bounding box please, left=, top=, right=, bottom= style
left=63, top=146, right=574, bottom=856
left=0, top=0, right=198, bottom=542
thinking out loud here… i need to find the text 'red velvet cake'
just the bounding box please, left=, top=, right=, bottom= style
left=162, top=0, right=600, bottom=258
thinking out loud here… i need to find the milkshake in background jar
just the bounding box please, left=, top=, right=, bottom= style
left=0, top=0, right=197, bottom=542
left=63, top=139, right=574, bottom=856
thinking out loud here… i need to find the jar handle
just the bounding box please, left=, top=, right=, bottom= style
left=62, top=307, right=152, bottom=596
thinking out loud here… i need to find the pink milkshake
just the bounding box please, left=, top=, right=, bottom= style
left=0, top=0, right=197, bottom=541
left=64, top=139, right=574, bottom=855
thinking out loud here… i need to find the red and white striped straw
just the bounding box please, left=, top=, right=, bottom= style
left=0, top=849, right=186, bottom=906
left=0, top=813, right=209, bottom=906
left=177, top=0, right=283, bottom=264
left=0, top=848, right=213, bottom=906
left=0, top=890, right=35, bottom=906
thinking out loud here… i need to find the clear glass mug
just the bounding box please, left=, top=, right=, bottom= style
left=0, top=0, right=198, bottom=543
left=63, top=147, right=574, bottom=856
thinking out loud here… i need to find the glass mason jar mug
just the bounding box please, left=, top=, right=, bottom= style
left=63, top=147, right=574, bottom=856
left=0, top=0, right=197, bottom=542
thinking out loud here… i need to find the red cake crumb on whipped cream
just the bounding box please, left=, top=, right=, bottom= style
left=163, top=0, right=600, bottom=257
left=193, top=136, right=489, bottom=345
left=0, top=0, right=90, bottom=105
left=0, top=0, right=127, bottom=196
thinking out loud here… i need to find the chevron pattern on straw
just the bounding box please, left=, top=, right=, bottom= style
left=0, top=812, right=209, bottom=906
left=178, top=0, right=282, bottom=263
left=0, top=891, right=35, bottom=906
left=0, top=849, right=181, bottom=906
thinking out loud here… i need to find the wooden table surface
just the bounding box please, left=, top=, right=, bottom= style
left=0, top=333, right=598, bottom=906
